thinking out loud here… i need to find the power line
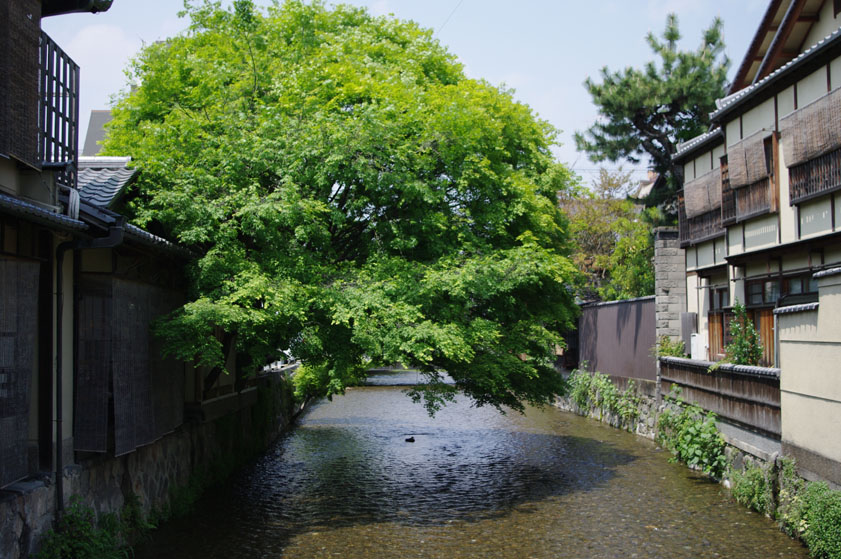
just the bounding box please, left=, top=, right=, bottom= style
left=436, top=0, right=464, bottom=35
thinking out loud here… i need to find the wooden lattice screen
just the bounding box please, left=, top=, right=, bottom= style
left=0, top=258, right=39, bottom=488
left=74, top=275, right=112, bottom=452
left=75, top=275, right=184, bottom=456
left=39, top=31, right=79, bottom=188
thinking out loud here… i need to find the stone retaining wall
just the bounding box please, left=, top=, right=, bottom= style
left=0, top=370, right=299, bottom=559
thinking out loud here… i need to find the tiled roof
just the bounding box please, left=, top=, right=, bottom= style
left=774, top=302, right=819, bottom=315
left=77, top=157, right=137, bottom=208
left=711, top=25, right=841, bottom=120
left=673, top=128, right=723, bottom=161
left=814, top=266, right=841, bottom=279
left=0, top=192, right=88, bottom=231
left=124, top=223, right=192, bottom=258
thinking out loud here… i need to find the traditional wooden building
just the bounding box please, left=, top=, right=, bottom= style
left=674, top=0, right=841, bottom=485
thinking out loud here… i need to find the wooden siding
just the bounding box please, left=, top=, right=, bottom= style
left=660, top=357, right=781, bottom=438
left=789, top=145, right=841, bottom=204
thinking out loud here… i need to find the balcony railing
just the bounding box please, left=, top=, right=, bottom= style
left=678, top=192, right=724, bottom=247
left=789, top=146, right=841, bottom=205
left=39, top=31, right=79, bottom=189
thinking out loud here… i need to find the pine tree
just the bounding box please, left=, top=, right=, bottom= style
left=574, top=14, right=729, bottom=218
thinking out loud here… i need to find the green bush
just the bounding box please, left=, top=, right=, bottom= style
left=802, top=482, right=841, bottom=559
left=730, top=461, right=773, bottom=516
left=656, top=394, right=727, bottom=478
left=723, top=300, right=763, bottom=366
left=36, top=497, right=128, bottom=559
left=777, top=456, right=808, bottom=538
left=654, top=335, right=686, bottom=357
left=566, top=368, right=640, bottom=428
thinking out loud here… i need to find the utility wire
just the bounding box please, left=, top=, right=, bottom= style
left=436, top=0, right=464, bottom=35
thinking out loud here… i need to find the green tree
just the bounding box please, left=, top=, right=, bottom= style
left=104, top=0, right=579, bottom=413
left=562, top=168, right=654, bottom=300
left=574, top=14, right=729, bottom=215
left=723, top=300, right=763, bottom=366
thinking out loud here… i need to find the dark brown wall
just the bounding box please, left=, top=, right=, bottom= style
left=0, top=0, right=42, bottom=167
left=578, top=296, right=657, bottom=381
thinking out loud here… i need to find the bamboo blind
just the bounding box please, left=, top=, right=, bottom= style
left=781, top=87, right=841, bottom=168
left=684, top=167, right=722, bottom=219
left=728, top=130, right=771, bottom=189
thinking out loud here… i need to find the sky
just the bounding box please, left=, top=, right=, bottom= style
left=41, top=0, right=768, bottom=183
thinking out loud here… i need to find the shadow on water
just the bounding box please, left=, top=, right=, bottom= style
left=134, top=376, right=810, bottom=559
left=135, top=394, right=635, bottom=558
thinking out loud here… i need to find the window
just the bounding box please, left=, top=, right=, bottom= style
left=746, top=279, right=781, bottom=306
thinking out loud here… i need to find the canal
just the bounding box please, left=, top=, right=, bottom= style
left=135, top=371, right=808, bottom=558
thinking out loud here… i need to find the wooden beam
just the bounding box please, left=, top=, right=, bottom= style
left=754, top=0, right=807, bottom=84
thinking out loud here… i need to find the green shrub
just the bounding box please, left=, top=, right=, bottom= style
left=802, top=482, right=841, bottom=559
left=566, top=368, right=640, bottom=429
left=36, top=497, right=128, bottom=559
left=723, top=300, right=763, bottom=366
left=567, top=368, right=592, bottom=410
left=777, top=456, right=808, bottom=538
left=730, top=461, right=773, bottom=516
left=654, top=335, right=686, bottom=357
left=657, top=394, right=727, bottom=478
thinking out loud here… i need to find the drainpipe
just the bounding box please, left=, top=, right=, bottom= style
left=54, top=217, right=124, bottom=519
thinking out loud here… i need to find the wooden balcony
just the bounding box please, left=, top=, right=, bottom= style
left=789, top=146, right=841, bottom=204
left=678, top=193, right=723, bottom=247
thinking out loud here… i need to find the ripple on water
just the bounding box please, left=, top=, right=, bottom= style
left=135, top=382, right=809, bottom=559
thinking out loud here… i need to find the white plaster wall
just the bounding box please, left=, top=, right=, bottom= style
left=831, top=57, right=841, bottom=90
left=697, top=240, right=716, bottom=269
left=778, top=86, right=796, bottom=119
left=779, top=271, right=841, bottom=465
left=712, top=144, right=725, bottom=163
left=692, top=151, right=713, bottom=175
left=685, top=246, right=697, bottom=271
left=799, top=196, right=833, bottom=238
left=684, top=162, right=695, bottom=182
left=798, top=66, right=829, bottom=107
left=714, top=238, right=726, bottom=265
left=741, top=98, right=775, bottom=137
left=778, top=131, right=797, bottom=245
left=744, top=214, right=779, bottom=251
left=728, top=226, right=743, bottom=255
left=726, top=118, right=742, bottom=145
left=784, top=252, right=809, bottom=272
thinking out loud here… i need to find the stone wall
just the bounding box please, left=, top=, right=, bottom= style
left=0, top=371, right=298, bottom=559
left=653, top=227, right=686, bottom=340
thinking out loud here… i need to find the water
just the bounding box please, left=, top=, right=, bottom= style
left=135, top=372, right=808, bottom=558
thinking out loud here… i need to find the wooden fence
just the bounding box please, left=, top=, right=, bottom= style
left=659, top=356, right=781, bottom=438
left=578, top=296, right=656, bottom=381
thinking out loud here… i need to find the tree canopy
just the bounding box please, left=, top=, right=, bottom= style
left=561, top=169, right=655, bottom=301
left=104, top=0, right=579, bottom=413
left=574, top=14, right=729, bottom=215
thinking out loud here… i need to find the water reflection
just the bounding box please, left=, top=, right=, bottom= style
left=135, top=373, right=808, bottom=559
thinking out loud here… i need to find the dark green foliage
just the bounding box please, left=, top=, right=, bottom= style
left=566, top=368, right=640, bottom=429
left=723, top=300, right=763, bottom=366
left=574, top=13, right=729, bottom=214
left=105, top=0, right=579, bottom=414
left=777, top=456, right=808, bottom=538
left=657, top=393, right=727, bottom=478
left=802, top=482, right=841, bottom=559
left=654, top=335, right=686, bottom=358
left=36, top=497, right=129, bottom=559
left=730, top=461, right=774, bottom=516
